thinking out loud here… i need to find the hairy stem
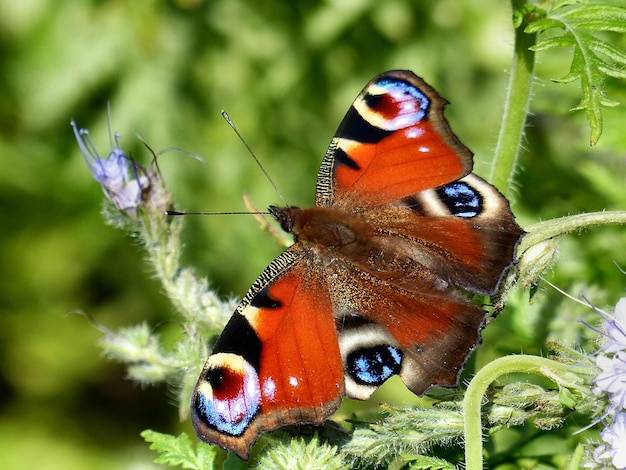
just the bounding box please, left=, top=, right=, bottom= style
left=489, top=1, right=537, bottom=198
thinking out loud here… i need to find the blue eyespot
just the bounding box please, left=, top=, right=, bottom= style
left=192, top=361, right=261, bottom=436
left=347, top=345, right=403, bottom=386
left=376, top=78, right=429, bottom=111
left=374, top=78, right=430, bottom=129
left=436, top=182, right=482, bottom=218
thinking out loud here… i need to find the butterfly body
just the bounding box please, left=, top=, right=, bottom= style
left=270, top=204, right=465, bottom=292
left=191, top=70, right=524, bottom=459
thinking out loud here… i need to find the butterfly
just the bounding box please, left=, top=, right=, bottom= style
left=190, top=70, right=524, bottom=459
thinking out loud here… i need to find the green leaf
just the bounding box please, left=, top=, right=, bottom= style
left=531, top=35, right=576, bottom=52
left=406, top=454, right=456, bottom=470
left=567, top=444, right=585, bottom=470
left=558, top=5, right=626, bottom=31
left=223, top=452, right=249, bottom=470
left=598, top=62, right=626, bottom=80
left=551, top=0, right=581, bottom=9
left=524, top=0, right=626, bottom=145
left=141, top=430, right=217, bottom=469
left=586, top=39, right=626, bottom=77
left=524, top=17, right=564, bottom=33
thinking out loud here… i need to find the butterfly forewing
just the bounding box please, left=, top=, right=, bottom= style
left=191, top=248, right=344, bottom=459
left=316, top=70, right=473, bottom=209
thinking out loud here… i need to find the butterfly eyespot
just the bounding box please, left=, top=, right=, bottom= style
left=369, top=77, right=430, bottom=130
left=363, top=93, right=384, bottom=110
left=193, top=354, right=261, bottom=436
left=347, top=344, right=403, bottom=386
left=436, top=181, right=483, bottom=218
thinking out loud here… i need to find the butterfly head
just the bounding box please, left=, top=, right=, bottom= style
left=268, top=205, right=299, bottom=235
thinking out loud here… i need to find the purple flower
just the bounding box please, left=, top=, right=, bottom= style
left=594, top=412, right=626, bottom=468
left=594, top=352, right=626, bottom=410
left=71, top=120, right=147, bottom=216
left=588, top=297, right=626, bottom=468
left=603, top=298, right=626, bottom=354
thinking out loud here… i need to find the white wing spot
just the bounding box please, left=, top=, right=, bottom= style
left=263, top=378, right=276, bottom=400
left=405, top=128, right=424, bottom=139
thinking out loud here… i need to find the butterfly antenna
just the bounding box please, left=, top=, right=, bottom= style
left=166, top=210, right=269, bottom=216
left=221, top=110, right=288, bottom=207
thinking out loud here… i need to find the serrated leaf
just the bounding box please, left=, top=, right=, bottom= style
left=531, top=34, right=576, bottom=52
left=598, top=62, right=626, bottom=80
left=568, top=48, right=605, bottom=144
left=523, top=1, right=626, bottom=144
left=586, top=37, right=626, bottom=67
left=567, top=19, right=626, bottom=33
left=550, top=0, right=581, bottom=10
left=559, top=4, right=626, bottom=29
left=553, top=72, right=581, bottom=84
left=256, top=436, right=343, bottom=470
left=142, top=430, right=217, bottom=469
left=598, top=95, right=620, bottom=107
left=525, top=17, right=564, bottom=33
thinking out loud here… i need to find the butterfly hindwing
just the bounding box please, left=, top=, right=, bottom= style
left=398, top=173, right=524, bottom=294
left=335, top=285, right=486, bottom=400
left=313, top=229, right=488, bottom=399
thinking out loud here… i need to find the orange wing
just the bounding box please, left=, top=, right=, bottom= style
left=191, top=249, right=344, bottom=460
left=316, top=70, right=473, bottom=209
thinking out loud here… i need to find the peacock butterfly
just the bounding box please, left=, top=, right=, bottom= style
left=191, top=70, right=524, bottom=459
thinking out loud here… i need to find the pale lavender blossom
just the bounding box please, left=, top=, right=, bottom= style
left=71, top=120, right=148, bottom=216
left=588, top=296, right=626, bottom=468
left=603, top=298, right=626, bottom=354
left=594, top=352, right=626, bottom=410
left=594, top=412, right=626, bottom=469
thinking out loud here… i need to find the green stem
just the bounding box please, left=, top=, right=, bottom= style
left=463, top=355, right=571, bottom=470
left=489, top=1, right=537, bottom=198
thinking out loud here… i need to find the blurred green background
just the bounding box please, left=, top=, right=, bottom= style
left=0, top=0, right=624, bottom=468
